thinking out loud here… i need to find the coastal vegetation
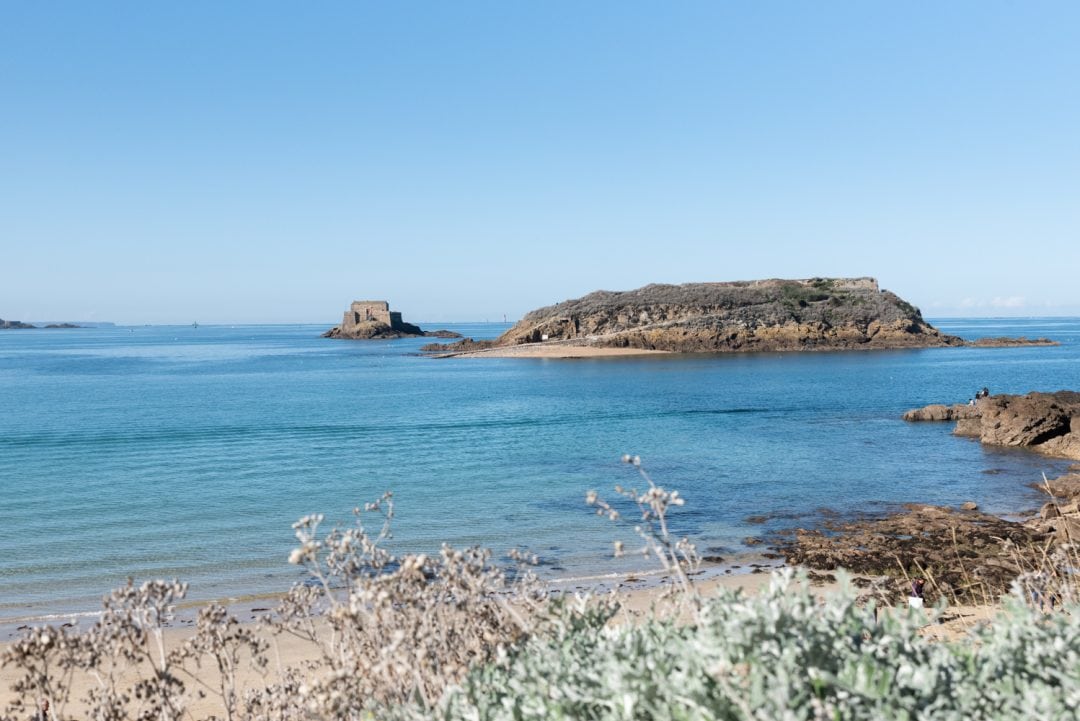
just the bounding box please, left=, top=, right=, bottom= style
left=6, top=457, right=1080, bottom=720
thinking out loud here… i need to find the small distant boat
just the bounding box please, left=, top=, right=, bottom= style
left=192, top=321, right=199, bottom=328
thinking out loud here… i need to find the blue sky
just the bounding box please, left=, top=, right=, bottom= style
left=2, top=2, right=1078, bottom=324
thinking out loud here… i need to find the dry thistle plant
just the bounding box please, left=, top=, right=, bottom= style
left=1005, top=472, right=1080, bottom=612
left=3, top=470, right=699, bottom=721
left=0, top=578, right=244, bottom=721
left=1, top=491, right=548, bottom=720
left=262, top=491, right=548, bottom=717
left=586, top=454, right=701, bottom=612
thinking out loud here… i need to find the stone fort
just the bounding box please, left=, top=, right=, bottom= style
left=341, top=300, right=405, bottom=332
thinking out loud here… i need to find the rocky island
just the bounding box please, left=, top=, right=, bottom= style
left=2, top=319, right=85, bottom=329
left=0, top=318, right=35, bottom=329
left=424, top=277, right=1054, bottom=356
left=323, top=300, right=461, bottom=340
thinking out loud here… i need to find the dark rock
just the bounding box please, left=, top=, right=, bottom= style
left=422, top=330, right=463, bottom=338
left=770, top=504, right=1048, bottom=603
left=904, top=391, right=1080, bottom=460
left=0, top=318, right=35, bottom=329
left=901, top=404, right=978, bottom=422
left=1039, top=473, right=1080, bottom=499
left=421, top=338, right=498, bottom=353
left=1040, top=502, right=1061, bottom=520
left=969, top=336, right=1059, bottom=347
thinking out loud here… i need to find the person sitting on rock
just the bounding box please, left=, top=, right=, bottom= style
left=910, top=578, right=926, bottom=599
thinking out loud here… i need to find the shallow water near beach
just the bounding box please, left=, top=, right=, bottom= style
left=2, top=318, right=1080, bottom=622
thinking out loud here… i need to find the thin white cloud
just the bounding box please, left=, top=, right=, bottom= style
left=990, top=296, right=1025, bottom=308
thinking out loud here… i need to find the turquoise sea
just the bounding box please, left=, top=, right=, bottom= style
left=2, top=318, right=1080, bottom=623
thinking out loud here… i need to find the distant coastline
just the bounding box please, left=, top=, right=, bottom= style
left=0, top=319, right=116, bottom=329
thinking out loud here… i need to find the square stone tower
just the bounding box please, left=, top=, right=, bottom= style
left=344, top=300, right=392, bottom=331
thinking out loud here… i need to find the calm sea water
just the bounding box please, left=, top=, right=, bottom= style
left=2, top=318, right=1080, bottom=621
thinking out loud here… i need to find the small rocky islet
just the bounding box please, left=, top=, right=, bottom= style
left=322, top=300, right=461, bottom=340
left=420, top=277, right=1055, bottom=354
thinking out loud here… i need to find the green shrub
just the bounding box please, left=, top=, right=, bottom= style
left=390, top=571, right=1080, bottom=721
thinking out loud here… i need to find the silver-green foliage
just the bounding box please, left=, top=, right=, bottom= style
left=394, top=570, right=1080, bottom=721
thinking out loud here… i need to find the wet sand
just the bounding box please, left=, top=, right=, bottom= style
left=449, top=343, right=670, bottom=358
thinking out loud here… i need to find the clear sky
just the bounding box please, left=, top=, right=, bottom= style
left=2, top=2, right=1078, bottom=324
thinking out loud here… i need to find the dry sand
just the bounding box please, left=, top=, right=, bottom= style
left=0, top=569, right=998, bottom=719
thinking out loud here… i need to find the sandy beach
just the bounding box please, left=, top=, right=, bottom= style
left=0, top=571, right=784, bottom=717
left=0, top=568, right=995, bottom=719
left=445, top=342, right=671, bottom=359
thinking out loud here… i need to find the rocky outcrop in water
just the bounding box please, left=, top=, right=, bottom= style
left=0, top=318, right=35, bottom=329
left=904, top=391, right=1080, bottom=460
left=420, top=338, right=496, bottom=353
left=969, top=336, right=1057, bottom=347
left=433, top=278, right=998, bottom=354
left=323, top=300, right=461, bottom=340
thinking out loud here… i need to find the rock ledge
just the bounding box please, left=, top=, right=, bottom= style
left=904, top=390, right=1080, bottom=460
